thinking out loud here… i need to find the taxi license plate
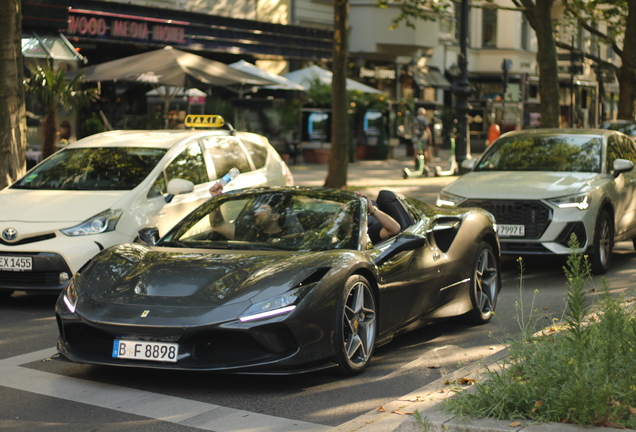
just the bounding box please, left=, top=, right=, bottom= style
left=497, top=225, right=525, bottom=237
left=0, top=256, right=33, bottom=271
left=112, top=340, right=178, bottom=363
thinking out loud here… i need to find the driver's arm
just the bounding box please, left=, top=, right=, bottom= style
left=208, top=183, right=236, bottom=239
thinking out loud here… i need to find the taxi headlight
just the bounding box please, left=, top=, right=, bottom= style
left=547, top=193, right=591, bottom=210
left=61, top=210, right=123, bottom=236
left=63, top=279, right=79, bottom=313
left=437, top=191, right=465, bottom=207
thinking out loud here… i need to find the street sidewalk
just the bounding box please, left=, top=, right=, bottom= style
left=289, top=148, right=458, bottom=205
left=290, top=157, right=634, bottom=432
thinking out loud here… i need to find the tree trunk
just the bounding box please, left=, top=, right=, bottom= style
left=533, top=0, right=561, bottom=128
left=0, top=0, right=26, bottom=189
left=324, top=0, right=349, bottom=189
left=41, top=106, right=58, bottom=160
left=617, top=0, right=636, bottom=119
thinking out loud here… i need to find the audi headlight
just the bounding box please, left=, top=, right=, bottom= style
left=437, top=191, right=465, bottom=207
left=547, top=193, right=590, bottom=210
left=63, top=278, right=79, bottom=313
left=61, top=209, right=123, bottom=236
left=239, top=289, right=304, bottom=322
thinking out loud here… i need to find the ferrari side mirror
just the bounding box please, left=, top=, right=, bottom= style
left=137, top=227, right=160, bottom=246
left=374, top=233, right=426, bottom=267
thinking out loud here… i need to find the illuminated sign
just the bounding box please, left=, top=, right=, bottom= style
left=67, top=14, right=186, bottom=44
left=184, top=115, right=225, bottom=128
left=359, top=67, right=396, bottom=80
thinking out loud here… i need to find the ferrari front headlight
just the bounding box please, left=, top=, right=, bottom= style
left=63, top=278, right=79, bottom=313
left=547, top=193, right=591, bottom=210
left=239, top=290, right=301, bottom=322
left=61, top=209, right=123, bottom=236
left=437, top=191, right=465, bottom=207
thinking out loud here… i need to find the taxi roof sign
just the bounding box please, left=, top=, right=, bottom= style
left=184, top=115, right=225, bottom=128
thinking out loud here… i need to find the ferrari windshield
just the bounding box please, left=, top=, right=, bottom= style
left=12, top=147, right=167, bottom=190
left=159, top=190, right=362, bottom=251
left=475, top=134, right=602, bottom=173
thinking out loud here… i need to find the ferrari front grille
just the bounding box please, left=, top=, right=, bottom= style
left=65, top=323, right=113, bottom=355
left=193, top=333, right=273, bottom=363
left=461, top=199, right=552, bottom=239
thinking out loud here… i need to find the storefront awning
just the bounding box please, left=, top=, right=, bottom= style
left=413, top=67, right=451, bottom=89
left=22, top=32, right=86, bottom=64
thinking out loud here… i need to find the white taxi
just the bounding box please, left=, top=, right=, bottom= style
left=0, top=116, right=293, bottom=296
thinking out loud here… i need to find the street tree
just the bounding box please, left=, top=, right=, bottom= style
left=325, top=0, right=350, bottom=188
left=0, top=0, right=26, bottom=190
left=561, top=0, right=636, bottom=120
left=24, top=61, right=99, bottom=160
left=379, top=0, right=561, bottom=128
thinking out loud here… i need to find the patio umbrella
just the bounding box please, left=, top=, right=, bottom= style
left=283, top=65, right=384, bottom=94
left=229, top=60, right=306, bottom=91
left=76, top=46, right=276, bottom=88
left=72, top=46, right=278, bottom=126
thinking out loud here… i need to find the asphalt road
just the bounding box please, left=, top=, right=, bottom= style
left=1, top=157, right=635, bottom=431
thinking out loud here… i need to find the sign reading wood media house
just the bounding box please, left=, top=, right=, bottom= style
left=67, top=11, right=187, bottom=44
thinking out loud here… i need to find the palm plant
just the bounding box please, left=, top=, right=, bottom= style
left=24, top=61, right=99, bottom=159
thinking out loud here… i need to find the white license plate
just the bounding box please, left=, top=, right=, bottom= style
left=497, top=224, right=525, bottom=237
left=0, top=256, right=33, bottom=271
left=112, top=340, right=178, bottom=363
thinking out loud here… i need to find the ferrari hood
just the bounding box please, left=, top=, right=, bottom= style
left=0, top=188, right=128, bottom=222
left=79, top=244, right=334, bottom=308
left=445, top=171, right=598, bottom=200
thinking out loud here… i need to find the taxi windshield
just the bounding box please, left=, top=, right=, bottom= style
left=12, top=147, right=167, bottom=190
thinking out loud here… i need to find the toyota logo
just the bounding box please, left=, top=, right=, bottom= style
left=2, top=228, right=18, bottom=241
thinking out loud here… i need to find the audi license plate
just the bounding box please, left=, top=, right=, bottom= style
left=497, top=225, right=525, bottom=237
left=0, top=256, right=33, bottom=271
left=112, top=340, right=178, bottom=362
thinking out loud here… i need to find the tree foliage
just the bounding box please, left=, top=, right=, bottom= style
left=24, top=61, right=99, bottom=160
left=385, top=0, right=561, bottom=128
left=561, top=0, right=636, bottom=120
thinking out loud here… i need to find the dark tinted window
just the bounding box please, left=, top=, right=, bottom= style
left=204, top=137, right=251, bottom=178
left=476, top=134, right=602, bottom=173
left=241, top=139, right=268, bottom=169
left=165, top=142, right=208, bottom=185
left=601, top=122, right=636, bottom=136
left=12, top=147, right=166, bottom=190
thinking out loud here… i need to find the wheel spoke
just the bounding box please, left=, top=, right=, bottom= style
left=475, top=249, right=498, bottom=314
left=345, top=334, right=363, bottom=359
left=351, top=283, right=365, bottom=313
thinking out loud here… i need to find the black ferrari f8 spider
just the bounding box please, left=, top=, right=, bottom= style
left=55, top=187, right=501, bottom=375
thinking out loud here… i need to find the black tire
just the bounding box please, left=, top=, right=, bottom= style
left=333, top=275, right=377, bottom=376
left=632, top=238, right=636, bottom=251
left=0, top=290, right=14, bottom=299
left=591, top=210, right=613, bottom=275
left=465, top=242, right=500, bottom=324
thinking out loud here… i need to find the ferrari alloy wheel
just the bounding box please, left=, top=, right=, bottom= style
left=591, top=210, right=613, bottom=274
left=466, top=242, right=500, bottom=324
left=334, top=275, right=376, bottom=375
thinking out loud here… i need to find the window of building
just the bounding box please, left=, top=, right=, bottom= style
left=482, top=8, right=497, bottom=48
left=521, top=13, right=529, bottom=50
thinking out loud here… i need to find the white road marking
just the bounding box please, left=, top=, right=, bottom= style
left=0, top=347, right=330, bottom=432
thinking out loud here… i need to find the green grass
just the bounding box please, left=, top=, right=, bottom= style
left=443, top=235, right=636, bottom=428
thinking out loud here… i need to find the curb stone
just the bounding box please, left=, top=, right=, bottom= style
left=333, top=344, right=635, bottom=432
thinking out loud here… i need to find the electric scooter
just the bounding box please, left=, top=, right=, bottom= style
left=433, top=136, right=458, bottom=176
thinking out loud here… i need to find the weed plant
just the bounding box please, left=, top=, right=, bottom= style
left=444, top=235, right=636, bottom=428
